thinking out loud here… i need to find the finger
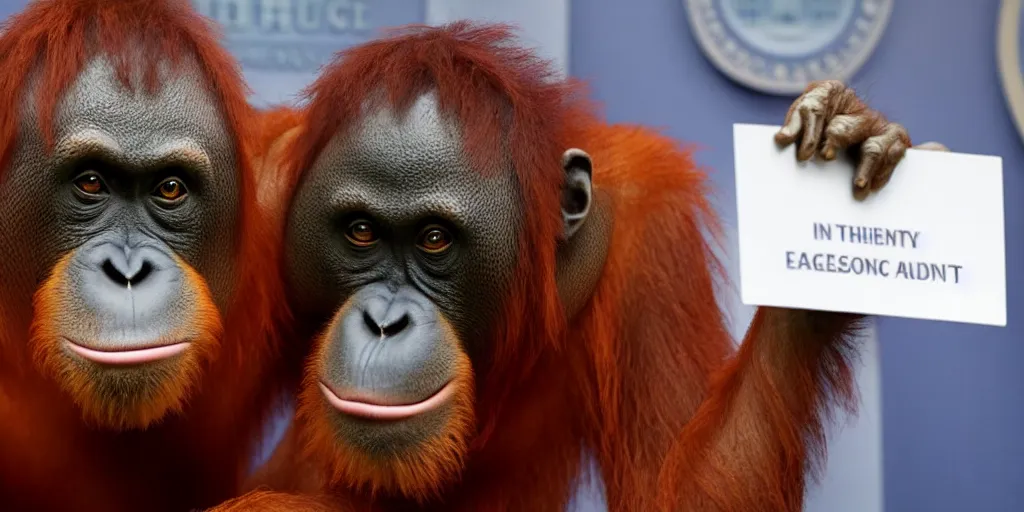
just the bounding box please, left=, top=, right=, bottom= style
left=796, top=106, right=823, bottom=161
left=775, top=106, right=803, bottom=146
left=871, top=123, right=910, bottom=170
left=853, top=121, right=908, bottom=192
left=870, top=162, right=896, bottom=192
left=853, top=182, right=872, bottom=202
left=871, top=139, right=909, bottom=192
left=821, top=114, right=869, bottom=160
left=853, top=138, right=883, bottom=190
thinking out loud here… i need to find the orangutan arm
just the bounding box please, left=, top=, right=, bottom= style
left=652, top=306, right=864, bottom=512
left=603, top=213, right=857, bottom=512
left=572, top=128, right=743, bottom=512
left=571, top=123, right=849, bottom=512
left=653, top=81, right=947, bottom=511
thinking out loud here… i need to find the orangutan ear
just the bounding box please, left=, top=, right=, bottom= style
left=560, top=148, right=593, bottom=240
left=555, top=148, right=610, bottom=319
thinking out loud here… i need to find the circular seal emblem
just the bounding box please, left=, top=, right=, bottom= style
left=685, top=0, right=894, bottom=96
left=998, top=0, right=1024, bottom=145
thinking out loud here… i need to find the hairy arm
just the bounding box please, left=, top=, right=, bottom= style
left=578, top=124, right=858, bottom=511
left=653, top=81, right=942, bottom=511
left=655, top=306, right=864, bottom=511
left=573, top=125, right=736, bottom=511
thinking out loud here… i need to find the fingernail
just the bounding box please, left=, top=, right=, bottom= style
left=855, top=177, right=867, bottom=188
left=823, top=147, right=835, bottom=160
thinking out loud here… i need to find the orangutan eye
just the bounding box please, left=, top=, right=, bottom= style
left=345, top=219, right=379, bottom=247
left=73, top=172, right=107, bottom=196
left=153, top=178, right=188, bottom=202
left=417, top=225, right=453, bottom=254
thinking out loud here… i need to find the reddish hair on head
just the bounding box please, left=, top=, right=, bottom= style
left=0, top=0, right=280, bottom=363
left=0, top=0, right=253, bottom=173
left=255, top=106, right=305, bottom=159
left=288, top=21, right=602, bottom=441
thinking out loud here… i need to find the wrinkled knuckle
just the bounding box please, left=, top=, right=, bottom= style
left=886, top=122, right=907, bottom=136
left=826, top=115, right=860, bottom=137
left=799, top=98, right=825, bottom=115
left=862, top=138, right=885, bottom=155
left=890, top=122, right=912, bottom=144
left=887, top=142, right=907, bottom=159
left=824, top=81, right=848, bottom=101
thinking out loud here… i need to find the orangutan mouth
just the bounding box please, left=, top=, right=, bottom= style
left=319, top=381, right=454, bottom=421
left=63, top=338, right=190, bottom=365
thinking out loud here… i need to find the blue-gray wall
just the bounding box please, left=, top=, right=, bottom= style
left=571, top=1, right=1024, bottom=510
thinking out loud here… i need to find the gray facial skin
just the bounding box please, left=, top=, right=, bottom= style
left=321, top=282, right=459, bottom=406
left=286, top=92, right=522, bottom=452
left=0, top=55, right=239, bottom=412
left=286, top=92, right=521, bottom=343
left=286, top=90, right=608, bottom=455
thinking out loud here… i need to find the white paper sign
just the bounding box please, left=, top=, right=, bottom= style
left=733, top=123, right=1007, bottom=326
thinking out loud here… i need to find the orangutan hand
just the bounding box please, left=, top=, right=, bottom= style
left=773, top=80, right=924, bottom=199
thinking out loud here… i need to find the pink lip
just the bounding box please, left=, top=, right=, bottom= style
left=64, top=339, right=190, bottom=365
left=319, top=381, right=454, bottom=421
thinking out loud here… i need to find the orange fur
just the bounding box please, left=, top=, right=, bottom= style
left=297, top=306, right=476, bottom=502
left=254, top=106, right=306, bottom=162
left=225, top=23, right=861, bottom=512
left=253, top=107, right=306, bottom=222
left=211, top=489, right=340, bottom=512
left=575, top=124, right=861, bottom=512
left=29, top=253, right=223, bottom=430
left=0, top=1, right=293, bottom=510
